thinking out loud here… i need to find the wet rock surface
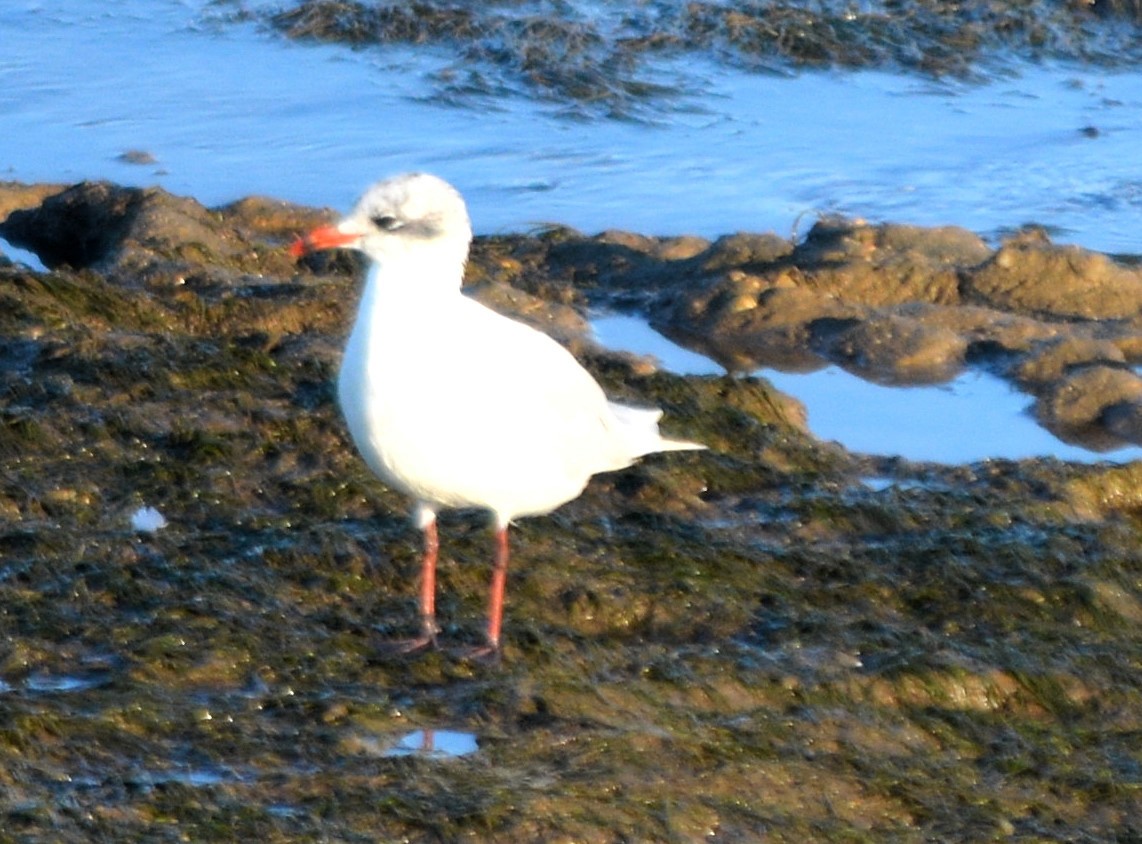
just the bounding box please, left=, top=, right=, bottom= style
left=1, top=182, right=1140, bottom=841
left=541, top=214, right=1142, bottom=450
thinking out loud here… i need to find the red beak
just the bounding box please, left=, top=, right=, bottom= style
left=289, top=224, right=361, bottom=258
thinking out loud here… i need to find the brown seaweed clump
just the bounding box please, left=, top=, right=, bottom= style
left=264, top=0, right=1142, bottom=115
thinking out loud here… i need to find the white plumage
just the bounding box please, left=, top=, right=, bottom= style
left=293, top=173, right=703, bottom=656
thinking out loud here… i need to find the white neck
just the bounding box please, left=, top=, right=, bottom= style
left=370, top=242, right=467, bottom=304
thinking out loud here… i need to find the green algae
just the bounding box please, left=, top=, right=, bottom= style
left=0, top=194, right=1140, bottom=842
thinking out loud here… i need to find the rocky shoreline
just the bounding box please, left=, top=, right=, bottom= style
left=5, top=180, right=1141, bottom=450
left=1, top=181, right=1140, bottom=841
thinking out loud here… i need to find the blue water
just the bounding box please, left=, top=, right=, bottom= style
left=592, top=315, right=1142, bottom=464
left=383, top=729, right=479, bottom=759
left=2, top=2, right=1141, bottom=251
left=2, top=1, right=1140, bottom=463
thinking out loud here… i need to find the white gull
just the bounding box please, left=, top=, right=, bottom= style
left=292, top=172, right=703, bottom=657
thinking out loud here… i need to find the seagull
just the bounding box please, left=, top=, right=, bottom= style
left=291, top=173, right=703, bottom=658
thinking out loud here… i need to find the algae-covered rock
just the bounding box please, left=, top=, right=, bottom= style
left=1037, top=365, right=1142, bottom=447
left=1062, top=461, right=1142, bottom=520
left=826, top=311, right=968, bottom=384
left=791, top=217, right=988, bottom=305
left=1016, top=336, right=1128, bottom=387
left=2, top=180, right=1142, bottom=843
left=0, top=181, right=326, bottom=285
left=0, top=181, right=67, bottom=222
left=965, top=234, right=1142, bottom=319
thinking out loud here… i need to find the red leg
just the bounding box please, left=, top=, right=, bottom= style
left=375, top=518, right=439, bottom=656
left=485, top=526, right=510, bottom=650
left=452, top=525, right=510, bottom=662
left=419, top=519, right=439, bottom=641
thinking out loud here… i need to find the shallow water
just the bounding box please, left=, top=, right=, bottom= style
left=0, top=236, right=46, bottom=271
left=592, top=314, right=1142, bottom=464
left=382, top=729, right=479, bottom=759
left=2, top=2, right=1141, bottom=253
left=20, top=672, right=108, bottom=694
left=3, top=1, right=1141, bottom=466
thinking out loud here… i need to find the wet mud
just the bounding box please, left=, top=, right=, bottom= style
left=267, top=0, right=1142, bottom=115
left=0, top=181, right=1140, bottom=841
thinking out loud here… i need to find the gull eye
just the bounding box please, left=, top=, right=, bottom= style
left=370, top=214, right=401, bottom=231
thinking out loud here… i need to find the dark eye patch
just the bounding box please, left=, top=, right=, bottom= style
left=370, top=214, right=401, bottom=231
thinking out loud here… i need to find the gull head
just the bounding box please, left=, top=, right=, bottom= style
left=291, top=173, right=472, bottom=272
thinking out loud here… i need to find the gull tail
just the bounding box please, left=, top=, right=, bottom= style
left=608, top=402, right=706, bottom=459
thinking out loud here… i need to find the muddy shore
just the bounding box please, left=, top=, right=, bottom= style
left=1, top=181, right=1140, bottom=841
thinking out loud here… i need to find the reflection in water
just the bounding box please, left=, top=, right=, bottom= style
left=591, top=314, right=1142, bottom=464
left=383, top=730, right=479, bottom=759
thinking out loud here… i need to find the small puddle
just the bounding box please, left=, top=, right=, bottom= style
left=591, top=314, right=1142, bottom=464
left=127, top=766, right=244, bottom=791
left=130, top=505, right=168, bottom=533
left=864, top=477, right=903, bottom=492
left=21, top=672, right=110, bottom=693
left=861, top=476, right=946, bottom=493
left=382, top=729, right=479, bottom=759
